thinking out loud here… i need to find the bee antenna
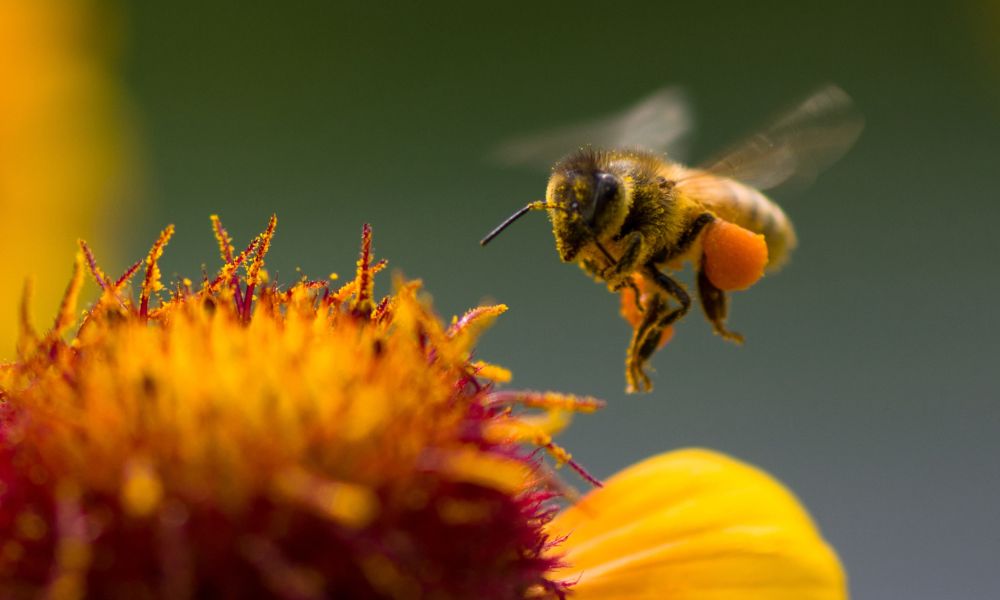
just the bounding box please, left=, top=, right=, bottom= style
left=480, top=201, right=549, bottom=246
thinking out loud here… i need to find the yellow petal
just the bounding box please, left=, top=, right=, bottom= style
left=549, top=448, right=846, bottom=600
left=0, top=0, right=132, bottom=358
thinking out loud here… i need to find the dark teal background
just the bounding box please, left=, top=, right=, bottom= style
left=118, top=2, right=1000, bottom=597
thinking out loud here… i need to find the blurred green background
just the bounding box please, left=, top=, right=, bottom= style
left=114, top=1, right=998, bottom=598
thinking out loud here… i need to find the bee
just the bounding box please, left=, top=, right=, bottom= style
left=480, top=85, right=863, bottom=393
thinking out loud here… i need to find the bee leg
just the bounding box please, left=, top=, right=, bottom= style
left=626, top=291, right=668, bottom=393
left=669, top=213, right=716, bottom=261
left=584, top=257, right=643, bottom=308
left=625, top=265, right=691, bottom=393
left=641, top=264, right=691, bottom=327
left=627, top=279, right=643, bottom=314
left=602, top=231, right=645, bottom=290
left=696, top=263, right=745, bottom=344
left=580, top=258, right=603, bottom=279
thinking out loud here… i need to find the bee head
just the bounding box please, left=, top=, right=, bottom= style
left=546, top=163, right=627, bottom=262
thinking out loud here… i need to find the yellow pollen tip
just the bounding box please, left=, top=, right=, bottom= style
left=121, top=460, right=164, bottom=518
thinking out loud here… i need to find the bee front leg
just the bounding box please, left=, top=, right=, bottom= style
left=580, top=258, right=612, bottom=283
left=584, top=257, right=643, bottom=313
left=696, top=263, right=744, bottom=344
left=602, top=231, right=645, bottom=290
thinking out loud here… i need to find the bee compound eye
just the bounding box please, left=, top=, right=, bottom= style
left=597, top=173, right=618, bottom=198
left=590, top=173, right=619, bottom=221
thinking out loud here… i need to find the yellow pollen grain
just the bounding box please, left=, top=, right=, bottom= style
left=15, top=510, right=47, bottom=540
left=471, top=360, right=512, bottom=383
left=519, top=409, right=571, bottom=437
left=544, top=443, right=572, bottom=467
left=121, top=460, right=164, bottom=518
left=55, top=538, right=91, bottom=571
left=439, top=448, right=533, bottom=494
left=47, top=574, right=84, bottom=600
left=317, top=483, right=378, bottom=529
left=361, top=553, right=421, bottom=600
left=2, top=540, right=25, bottom=563
left=273, top=467, right=379, bottom=529
left=483, top=408, right=570, bottom=446
left=436, top=498, right=494, bottom=524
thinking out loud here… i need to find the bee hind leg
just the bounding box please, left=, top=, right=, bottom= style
left=696, top=264, right=744, bottom=344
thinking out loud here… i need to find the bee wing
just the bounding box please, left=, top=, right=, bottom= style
left=490, top=86, right=693, bottom=168
left=695, top=84, right=864, bottom=191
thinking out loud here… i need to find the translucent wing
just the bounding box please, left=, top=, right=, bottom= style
left=491, top=86, right=693, bottom=168
left=695, top=84, right=864, bottom=191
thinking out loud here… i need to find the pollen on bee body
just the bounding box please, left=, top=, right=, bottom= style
left=702, top=220, right=769, bottom=291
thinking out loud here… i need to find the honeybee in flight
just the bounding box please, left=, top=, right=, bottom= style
left=480, top=85, right=863, bottom=393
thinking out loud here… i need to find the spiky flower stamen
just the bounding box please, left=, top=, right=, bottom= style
left=1, top=216, right=602, bottom=599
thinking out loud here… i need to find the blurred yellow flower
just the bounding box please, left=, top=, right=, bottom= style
left=0, top=0, right=132, bottom=357
left=0, top=217, right=846, bottom=599
left=549, top=449, right=847, bottom=600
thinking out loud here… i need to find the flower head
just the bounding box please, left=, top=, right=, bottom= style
left=1, top=216, right=602, bottom=599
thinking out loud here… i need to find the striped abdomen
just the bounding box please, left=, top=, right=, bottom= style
left=674, top=170, right=797, bottom=270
